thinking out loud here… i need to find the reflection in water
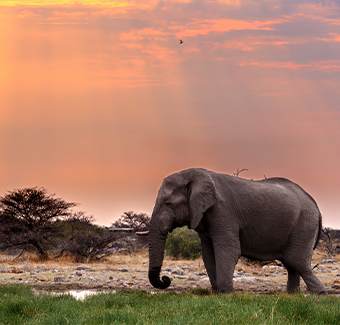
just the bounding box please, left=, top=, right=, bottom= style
left=34, top=289, right=115, bottom=301
left=67, top=290, right=99, bottom=300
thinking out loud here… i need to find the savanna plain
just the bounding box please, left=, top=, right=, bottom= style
left=0, top=249, right=340, bottom=324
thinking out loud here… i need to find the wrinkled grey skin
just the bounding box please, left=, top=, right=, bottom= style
left=148, top=168, right=326, bottom=294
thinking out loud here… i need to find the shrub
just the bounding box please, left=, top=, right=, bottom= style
left=56, top=213, right=118, bottom=262
left=165, top=226, right=201, bottom=260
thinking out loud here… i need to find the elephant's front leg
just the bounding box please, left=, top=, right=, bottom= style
left=213, top=241, right=241, bottom=293
left=199, top=233, right=218, bottom=292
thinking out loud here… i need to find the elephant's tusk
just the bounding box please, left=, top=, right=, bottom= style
left=135, top=230, right=149, bottom=236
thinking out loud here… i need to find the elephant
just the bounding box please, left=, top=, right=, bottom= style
left=148, top=168, right=326, bottom=294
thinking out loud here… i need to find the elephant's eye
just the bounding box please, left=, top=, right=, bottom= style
left=165, top=202, right=172, bottom=207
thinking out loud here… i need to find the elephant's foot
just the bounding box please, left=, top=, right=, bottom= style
left=211, top=284, right=233, bottom=294
left=215, top=284, right=234, bottom=294
left=211, top=286, right=219, bottom=294
left=286, top=288, right=300, bottom=294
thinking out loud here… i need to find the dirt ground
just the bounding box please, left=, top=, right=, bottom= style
left=1, top=249, right=339, bottom=295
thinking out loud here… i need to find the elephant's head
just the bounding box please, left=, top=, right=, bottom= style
left=148, top=168, right=217, bottom=289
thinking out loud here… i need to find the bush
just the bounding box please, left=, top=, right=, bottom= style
left=56, top=213, right=118, bottom=262
left=165, top=226, right=201, bottom=260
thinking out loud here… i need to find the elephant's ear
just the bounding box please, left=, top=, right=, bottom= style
left=185, top=169, right=217, bottom=230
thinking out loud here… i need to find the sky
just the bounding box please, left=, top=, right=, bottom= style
left=1, top=0, right=340, bottom=228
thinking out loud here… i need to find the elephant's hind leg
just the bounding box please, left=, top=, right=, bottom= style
left=283, top=255, right=326, bottom=294
left=285, top=264, right=300, bottom=293
left=300, top=268, right=327, bottom=294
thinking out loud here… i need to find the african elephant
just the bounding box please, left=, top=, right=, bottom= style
left=148, top=168, right=326, bottom=294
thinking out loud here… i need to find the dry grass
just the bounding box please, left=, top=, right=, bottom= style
left=0, top=247, right=334, bottom=269
left=313, top=246, right=340, bottom=262
left=0, top=251, right=147, bottom=266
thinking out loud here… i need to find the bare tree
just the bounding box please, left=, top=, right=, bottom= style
left=112, top=211, right=151, bottom=250
left=322, top=227, right=335, bottom=256
left=0, top=187, right=76, bottom=259
left=233, top=168, right=248, bottom=177
left=112, top=211, right=150, bottom=231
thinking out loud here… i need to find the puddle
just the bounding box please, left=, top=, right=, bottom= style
left=34, top=289, right=115, bottom=301
left=66, top=290, right=101, bottom=300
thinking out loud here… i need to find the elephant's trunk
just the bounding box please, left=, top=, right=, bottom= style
left=148, top=225, right=171, bottom=289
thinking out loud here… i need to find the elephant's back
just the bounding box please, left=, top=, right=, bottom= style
left=221, top=176, right=320, bottom=258
left=257, top=177, right=320, bottom=213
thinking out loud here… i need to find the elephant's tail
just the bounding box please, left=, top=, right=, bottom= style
left=314, top=213, right=323, bottom=250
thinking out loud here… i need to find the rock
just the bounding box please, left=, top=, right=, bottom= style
left=173, top=275, right=188, bottom=279
left=262, top=265, right=285, bottom=272
left=171, top=268, right=186, bottom=275
left=76, top=266, right=94, bottom=271
left=188, top=275, right=200, bottom=281
left=11, top=269, right=23, bottom=274
left=234, top=276, right=258, bottom=284
left=75, top=271, right=82, bottom=276
left=320, top=266, right=331, bottom=273
left=119, top=269, right=128, bottom=272
left=54, top=275, right=66, bottom=282
left=0, top=270, right=7, bottom=273
left=198, top=272, right=207, bottom=276
left=321, top=258, right=336, bottom=264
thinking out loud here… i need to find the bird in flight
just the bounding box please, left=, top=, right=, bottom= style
left=179, top=39, right=183, bottom=44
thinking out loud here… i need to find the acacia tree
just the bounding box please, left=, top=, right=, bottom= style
left=0, top=187, right=76, bottom=259
left=112, top=211, right=150, bottom=231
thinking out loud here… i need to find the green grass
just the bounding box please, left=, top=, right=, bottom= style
left=0, top=285, right=339, bottom=324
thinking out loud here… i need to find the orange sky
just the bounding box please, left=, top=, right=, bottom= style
left=1, top=0, right=340, bottom=227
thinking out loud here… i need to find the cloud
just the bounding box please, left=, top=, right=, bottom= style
left=238, top=60, right=340, bottom=72
left=120, top=27, right=170, bottom=41
left=169, top=18, right=284, bottom=38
